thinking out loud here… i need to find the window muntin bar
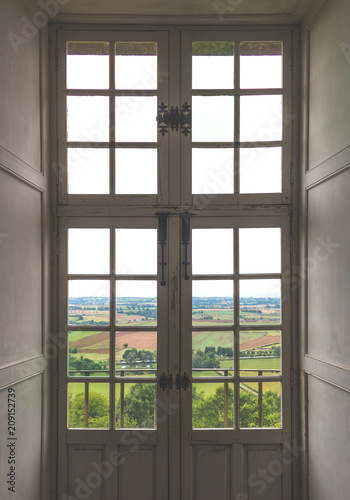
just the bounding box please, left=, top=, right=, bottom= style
left=191, top=223, right=283, bottom=429
left=191, top=39, right=284, bottom=196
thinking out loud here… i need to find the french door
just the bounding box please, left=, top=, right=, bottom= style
left=54, top=25, right=297, bottom=500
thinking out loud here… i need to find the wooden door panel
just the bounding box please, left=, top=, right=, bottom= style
left=193, top=446, right=231, bottom=500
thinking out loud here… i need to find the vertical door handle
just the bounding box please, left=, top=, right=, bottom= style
left=181, top=212, right=191, bottom=280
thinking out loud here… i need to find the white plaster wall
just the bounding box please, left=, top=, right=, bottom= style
left=0, top=1, right=51, bottom=499
left=308, top=376, right=350, bottom=500
left=301, top=1, right=350, bottom=499
left=308, top=0, right=350, bottom=168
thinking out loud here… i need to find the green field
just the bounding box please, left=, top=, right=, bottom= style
left=68, top=381, right=156, bottom=400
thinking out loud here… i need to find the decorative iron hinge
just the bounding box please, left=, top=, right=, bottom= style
left=158, top=373, right=173, bottom=391
left=179, top=102, right=191, bottom=136
left=176, top=373, right=191, bottom=391
left=157, top=102, right=192, bottom=137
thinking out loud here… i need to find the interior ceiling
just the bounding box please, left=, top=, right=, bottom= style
left=21, top=0, right=315, bottom=21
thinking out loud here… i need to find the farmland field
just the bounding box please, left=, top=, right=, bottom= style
left=68, top=296, right=281, bottom=380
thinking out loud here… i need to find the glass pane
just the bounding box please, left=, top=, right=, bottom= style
left=68, top=228, right=110, bottom=274
left=193, top=383, right=234, bottom=428
left=68, top=331, right=110, bottom=377
left=192, top=331, right=234, bottom=374
left=192, top=148, right=234, bottom=194
left=240, top=42, right=282, bottom=89
left=240, top=279, right=281, bottom=325
left=193, top=280, right=233, bottom=327
left=116, top=383, right=156, bottom=428
left=116, top=281, right=157, bottom=327
left=192, top=96, right=234, bottom=142
left=240, top=95, right=282, bottom=142
left=240, top=147, right=282, bottom=193
left=240, top=382, right=281, bottom=428
left=115, top=96, right=157, bottom=142
left=68, top=148, right=109, bottom=194
left=115, top=148, right=157, bottom=194
left=115, top=229, right=157, bottom=275
left=68, top=280, right=110, bottom=326
left=240, top=330, right=281, bottom=376
left=68, top=382, right=110, bottom=429
left=116, top=332, right=157, bottom=374
left=192, top=42, right=234, bottom=89
left=239, top=228, right=281, bottom=274
left=67, top=42, right=109, bottom=90
left=192, top=228, right=233, bottom=274
left=115, top=42, right=157, bottom=90
left=67, top=96, right=109, bottom=142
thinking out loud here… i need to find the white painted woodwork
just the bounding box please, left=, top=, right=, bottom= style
left=300, top=1, right=350, bottom=499
left=54, top=26, right=296, bottom=500
left=193, top=446, right=231, bottom=500
left=308, top=0, right=350, bottom=169
left=0, top=2, right=51, bottom=500
left=68, top=446, right=104, bottom=500
left=308, top=376, right=350, bottom=500
left=0, top=376, right=43, bottom=500
left=2, top=0, right=350, bottom=497
left=245, top=446, right=283, bottom=500
left=119, top=448, right=156, bottom=500
left=0, top=0, right=42, bottom=171
left=0, top=170, right=42, bottom=367
left=307, top=169, right=350, bottom=369
left=20, top=0, right=313, bottom=18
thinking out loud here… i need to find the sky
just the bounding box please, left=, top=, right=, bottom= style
left=66, top=47, right=283, bottom=195
left=66, top=45, right=283, bottom=299
left=68, top=227, right=281, bottom=298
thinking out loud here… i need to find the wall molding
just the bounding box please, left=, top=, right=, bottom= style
left=0, top=147, right=45, bottom=191
left=304, top=145, right=350, bottom=189
left=302, top=355, right=350, bottom=393
left=0, top=355, right=47, bottom=390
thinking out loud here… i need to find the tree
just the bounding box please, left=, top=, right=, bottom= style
left=192, top=349, right=220, bottom=369
left=123, top=384, right=155, bottom=428
left=123, top=343, right=129, bottom=349
left=68, top=392, right=109, bottom=428
left=68, top=355, right=101, bottom=374
left=192, top=386, right=281, bottom=429
left=192, top=386, right=233, bottom=428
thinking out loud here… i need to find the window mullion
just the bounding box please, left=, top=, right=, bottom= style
left=110, top=228, right=116, bottom=429
left=109, top=41, right=116, bottom=195
left=233, top=227, right=240, bottom=428
left=234, top=42, right=240, bottom=195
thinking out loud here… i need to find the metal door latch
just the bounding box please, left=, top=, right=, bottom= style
left=158, top=373, right=173, bottom=390
left=157, top=102, right=192, bottom=137
left=176, top=373, right=191, bottom=391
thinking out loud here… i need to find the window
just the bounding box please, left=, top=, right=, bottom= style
left=54, top=26, right=296, bottom=500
